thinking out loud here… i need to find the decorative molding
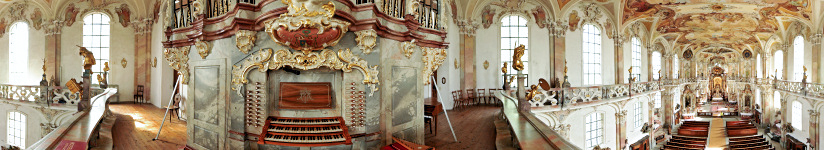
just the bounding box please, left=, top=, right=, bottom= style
left=164, top=47, right=191, bottom=84
left=235, top=30, right=257, bottom=54
left=400, top=40, right=417, bottom=58
left=263, top=0, right=350, bottom=53
left=548, top=20, right=568, bottom=37
left=232, top=49, right=380, bottom=96
left=195, top=40, right=211, bottom=59
left=355, top=30, right=378, bottom=54
left=422, top=47, right=447, bottom=85
left=456, top=19, right=479, bottom=35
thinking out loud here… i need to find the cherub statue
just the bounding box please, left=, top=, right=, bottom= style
left=77, top=46, right=96, bottom=70
left=512, top=44, right=525, bottom=71
left=501, top=62, right=508, bottom=74
left=526, top=85, right=539, bottom=101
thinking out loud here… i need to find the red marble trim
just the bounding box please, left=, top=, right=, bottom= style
left=228, top=130, right=246, bottom=136
left=184, top=145, right=197, bottom=150
left=163, top=0, right=448, bottom=49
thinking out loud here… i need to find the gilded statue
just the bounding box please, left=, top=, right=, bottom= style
left=77, top=46, right=96, bottom=70
left=512, top=44, right=525, bottom=71
left=628, top=67, right=636, bottom=82
left=501, top=62, right=508, bottom=74
left=526, top=85, right=539, bottom=101
left=563, top=60, right=568, bottom=76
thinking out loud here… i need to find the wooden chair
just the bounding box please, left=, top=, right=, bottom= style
left=466, top=89, right=476, bottom=105
left=487, top=88, right=496, bottom=105
left=477, top=89, right=486, bottom=105
left=134, top=85, right=144, bottom=104
left=164, top=94, right=183, bottom=121
left=455, top=90, right=465, bottom=109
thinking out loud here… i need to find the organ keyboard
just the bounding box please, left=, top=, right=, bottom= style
left=259, top=116, right=352, bottom=147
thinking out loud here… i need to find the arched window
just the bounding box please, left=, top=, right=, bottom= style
left=793, top=36, right=804, bottom=81
left=83, top=13, right=111, bottom=76
left=792, top=101, right=802, bottom=130
left=634, top=101, right=644, bottom=128
left=774, top=50, right=783, bottom=79
left=631, top=38, right=642, bottom=81
left=582, top=24, right=601, bottom=85
left=8, top=22, right=28, bottom=83
left=585, top=113, right=603, bottom=149
left=652, top=51, right=661, bottom=80
left=7, top=112, right=26, bottom=148
left=757, top=54, right=762, bottom=78
left=500, top=16, right=528, bottom=80
left=673, top=56, right=679, bottom=79
left=774, top=91, right=781, bottom=109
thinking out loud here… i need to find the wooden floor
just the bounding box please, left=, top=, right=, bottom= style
left=110, top=104, right=187, bottom=150
left=425, top=105, right=500, bottom=150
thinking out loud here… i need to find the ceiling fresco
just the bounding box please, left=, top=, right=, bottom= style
left=622, top=0, right=811, bottom=61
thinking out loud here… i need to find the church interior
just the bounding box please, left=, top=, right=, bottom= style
left=1, top=0, right=824, bottom=149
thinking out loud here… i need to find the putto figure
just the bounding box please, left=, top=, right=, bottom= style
left=77, top=45, right=96, bottom=70
left=512, top=44, right=525, bottom=71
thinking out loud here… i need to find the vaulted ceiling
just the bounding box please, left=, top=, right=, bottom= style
left=0, top=0, right=158, bottom=21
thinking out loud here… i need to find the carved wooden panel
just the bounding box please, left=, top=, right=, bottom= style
left=278, top=82, right=333, bottom=109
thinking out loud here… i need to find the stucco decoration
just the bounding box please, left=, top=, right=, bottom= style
left=264, top=0, right=351, bottom=53
left=235, top=30, right=256, bottom=54
left=164, top=47, right=191, bottom=84
left=0, top=19, right=7, bottom=36
left=115, top=3, right=131, bottom=27
left=355, top=30, right=378, bottom=54
left=232, top=48, right=380, bottom=96
left=30, top=9, right=42, bottom=30
left=422, top=47, right=447, bottom=85
left=121, top=58, right=127, bottom=68
left=568, top=11, right=580, bottom=31
left=481, top=5, right=496, bottom=29
left=400, top=40, right=417, bottom=58
left=191, top=0, right=205, bottom=17
left=531, top=6, right=547, bottom=28
left=196, top=40, right=211, bottom=59
left=64, top=4, right=80, bottom=26
left=407, top=0, right=421, bottom=18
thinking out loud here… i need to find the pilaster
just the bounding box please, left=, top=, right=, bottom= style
left=133, top=18, right=154, bottom=102
left=811, top=32, right=821, bottom=83
left=615, top=110, right=628, bottom=149
left=44, top=21, right=63, bottom=84
left=809, top=110, right=820, bottom=150
left=549, top=20, right=567, bottom=81
left=457, top=20, right=478, bottom=90
left=614, top=35, right=625, bottom=84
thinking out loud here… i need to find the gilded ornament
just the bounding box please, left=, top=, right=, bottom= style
left=265, top=0, right=350, bottom=53
left=164, top=47, right=191, bottom=84
left=512, top=44, right=525, bottom=71
left=401, top=40, right=417, bottom=58
left=422, top=47, right=447, bottom=85
left=236, top=30, right=256, bottom=54
left=526, top=85, right=538, bottom=101
left=502, top=62, right=508, bottom=74
left=103, top=62, right=110, bottom=72
left=196, top=40, right=211, bottom=59
left=121, top=58, right=127, bottom=68
left=483, top=60, right=489, bottom=69
left=152, top=57, right=157, bottom=68
left=232, top=48, right=380, bottom=95
left=355, top=30, right=377, bottom=54
left=454, top=58, right=460, bottom=69
left=77, top=46, right=96, bottom=70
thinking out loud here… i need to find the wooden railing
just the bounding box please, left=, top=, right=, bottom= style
left=495, top=91, right=581, bottom=149
left=27, top=88, right=118, bottom=149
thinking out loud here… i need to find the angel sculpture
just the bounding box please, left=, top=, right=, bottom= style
left=77, top=46, right=96, bottom=70
left=512, top=44, right=525, bottom=71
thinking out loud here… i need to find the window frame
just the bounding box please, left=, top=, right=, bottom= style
left=631, top=38, right=642, bottom=81
left=7, top=111, right=26, bottom=149
left=634, top=101, right=644, bottom=128
left=82, top=13, right=112, bottom=78
left=8, top=22, right=29, bottom=83
left=582, top=24, right=602, bottom=85
left=793, top=36, right=804, bottom=82
left=500, top=15, right=529, bottom=84
left=585, top=113, right=603, bottom=149
left=792, top=101, right=803, bottom=130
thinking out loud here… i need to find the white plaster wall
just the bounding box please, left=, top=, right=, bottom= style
left=61, top=14, right=135, bottom=102
left=474, top=25, right=499, bottom=90
left=565, top=28, right=616, bottom=87
left=151, top=19, right=175, bottom=108
left=436, top=20, right=461, bottom=110
left=0, top=26, right=9, bottom=84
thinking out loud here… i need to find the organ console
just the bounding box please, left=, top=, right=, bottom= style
left=258, top=116, right=353, bottom=147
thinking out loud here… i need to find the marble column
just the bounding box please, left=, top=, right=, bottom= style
left=614, top=36, right=625, bottom=84
left=647, top=48, right=653, bottom=81
left=762, top=90, right=772, bottom=127
left=662, top=87, right=674, bottom=128
left=616, top=110, right=628, bottom=149
left=550, top=21, right=567, bottom=80
left=133, top=21, right=153, bottom=102
left=809, top=110, right=820, bottom=150
left=811, top=33, right=821, bottom=83
left=459, top=32, right=476, bottom=90
left=44, top=22, right=62, bottom=84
